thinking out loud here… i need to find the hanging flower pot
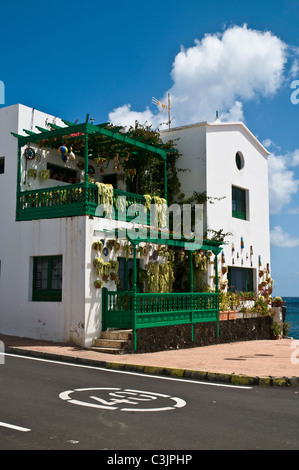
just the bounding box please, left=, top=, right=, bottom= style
left=27, top=168, right=37, bottom=179
left=94, top=157, right=106, bottom=165
left=92, top=241, right=103, bottom=252
left=94, top=280, right=103, bottom=289
left=76, top=160, right=84, bottom=170
left=222, top=265, right=228, bottom=275
left=106, top=240, right=115, bottom=250
left=102, top=274, right=109, bottom=282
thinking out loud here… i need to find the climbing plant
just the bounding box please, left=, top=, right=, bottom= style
left=145, top=261, right=175, bottom=293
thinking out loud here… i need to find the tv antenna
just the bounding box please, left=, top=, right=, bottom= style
left=152, top=93, right=172, bottom=129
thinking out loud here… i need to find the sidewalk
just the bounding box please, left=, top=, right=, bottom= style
left=1, top=333, right=299, bottom=386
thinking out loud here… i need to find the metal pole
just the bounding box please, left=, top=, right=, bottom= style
left=190, top=250, right=194, bottom=341
left=214, top=251, right=219, bottom=338
left=164, top=158, right=168, bottom=203
left=16, top=143, right=22, bottom=220
left=84, top=130, right=89, bottom=184
left=133, top=243, right=137, bottom=350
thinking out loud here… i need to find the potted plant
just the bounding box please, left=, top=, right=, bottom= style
left=222, top=265, right=228, bottom=275
left=39, top=169, right=51, bottom=184
left=283, top=321, right=291, bottom=337
left=271, top=321, right=282, bottom=339
left=94, top=157, right=106, bottom=165
left=272, top=296, right=285, bottom=307
left=125, top=168, right=136, bottom=181
left=27, top=168, right=37, bottom=179
left=110, top=260, right=119, bottom=273
left=94, top=280, right=103, bottom=289
left=92, top=241, right=103, bottom=252
left=106, top=240, right=115, bottom=250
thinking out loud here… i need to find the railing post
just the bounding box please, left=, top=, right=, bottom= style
left=214, top=250, right=220, bottom=338
left=16, top=143, right=22, bottom=221
left=132, top=243, right=138, bottom=350
left=164, top=157, right=168, bottom=203
left=102, top=287, right=108, bottom=331
left=190, top=250, right=194, bottom=342
left=83, top=128, right=89, bottom=213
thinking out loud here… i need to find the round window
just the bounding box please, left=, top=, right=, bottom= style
left=235, top=151, right=244, bottom=170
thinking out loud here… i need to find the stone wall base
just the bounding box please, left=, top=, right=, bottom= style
left=133, top=316, right=273, bottom=354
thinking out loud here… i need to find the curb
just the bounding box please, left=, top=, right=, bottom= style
left=5, top=346, right=299, bottom=387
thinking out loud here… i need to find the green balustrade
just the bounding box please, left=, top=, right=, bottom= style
left=17, top=183, right=153, bottom=222
left=102, top=289, right=219, bottom=349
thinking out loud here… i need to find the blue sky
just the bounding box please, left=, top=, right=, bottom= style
left=1, top=0, right=299, bottom=296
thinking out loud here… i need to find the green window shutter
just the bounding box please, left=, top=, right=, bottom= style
left=232, top=186, right=247, bottom=220
left=33, top=256, right=62, bottom=301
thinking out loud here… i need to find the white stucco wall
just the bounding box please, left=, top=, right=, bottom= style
left=161, top=120, right=271, bottom=292
left=161, top=123, right=207, bottom=200
left=206, top=122, right=271, bottom=290
left=0, top=105, right=89, bottom=345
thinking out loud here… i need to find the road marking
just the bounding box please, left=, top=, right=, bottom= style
left=4, top=353, right=252, bottom=389
left=0, top=421, right=31, bottom=432
left=59, top=387, right=186, bottom=412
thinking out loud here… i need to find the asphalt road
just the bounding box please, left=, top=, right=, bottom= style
left=1, top=353, right=299, bottom=451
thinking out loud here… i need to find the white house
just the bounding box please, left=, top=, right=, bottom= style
left=0, top=104, right=271, bottom=348
left=160, top=118, right=271, bottom=295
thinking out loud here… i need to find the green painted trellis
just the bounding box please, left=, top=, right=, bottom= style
left=12, top=115, right=172, bottom=222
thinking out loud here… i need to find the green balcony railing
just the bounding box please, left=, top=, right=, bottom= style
left=16, top=183, right=154, bottom=222
left=102, top=288, right=219, bottom=349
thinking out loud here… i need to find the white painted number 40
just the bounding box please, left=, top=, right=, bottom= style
left=59, top=388, right=186, bottom=412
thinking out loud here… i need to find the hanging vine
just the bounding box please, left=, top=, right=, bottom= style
left=145, top=262, right=175, bottom=293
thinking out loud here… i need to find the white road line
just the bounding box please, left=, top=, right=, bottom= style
left=3, top=353, right=252, bottom=390
left=0, top=421, right=31, bottom=432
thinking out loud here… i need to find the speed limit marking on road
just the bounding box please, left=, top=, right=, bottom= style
left=59, top=388, right=186, bottom=412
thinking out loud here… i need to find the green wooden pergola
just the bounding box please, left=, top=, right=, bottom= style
left=12, top=114, right=172, bottom=203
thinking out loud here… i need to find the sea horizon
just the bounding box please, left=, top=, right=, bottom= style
left=283, top=297, right=299, bottom=340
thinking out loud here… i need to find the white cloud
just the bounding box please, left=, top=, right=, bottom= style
left=287, top=207, right=299, bottom=214
left=262, top=139, right=281, bottom=152
left=270, top=225, right=299, bottom=248
left=289, top=149, right=299, bottom=166
left=268, top=151, right=299, bottom=214
left=108, top=24, right=291, bottom=128
left=108, top=104, right=155, bottom=129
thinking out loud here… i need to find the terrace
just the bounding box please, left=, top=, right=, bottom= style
left=12, top=115, right=171, bottom=222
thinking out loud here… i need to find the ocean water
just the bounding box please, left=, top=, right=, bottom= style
left=283, top=297, right=299, bottom=339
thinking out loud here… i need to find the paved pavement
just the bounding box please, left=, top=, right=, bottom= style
left=1, top=333, right=299, bottom=386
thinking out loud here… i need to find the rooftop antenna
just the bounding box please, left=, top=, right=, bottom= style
left=215, top=110, right=221, bottom=122
left=152, top=93, right=172, bottom=129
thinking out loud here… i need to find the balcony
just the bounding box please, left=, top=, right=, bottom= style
left=13, top=116, right=171, bottom=224
left=16, top=182, right=154, bottom=222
